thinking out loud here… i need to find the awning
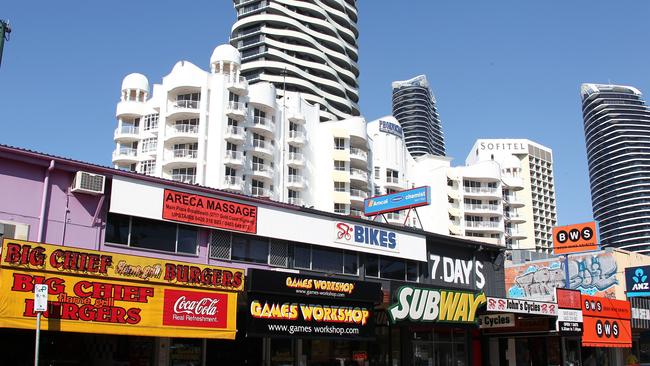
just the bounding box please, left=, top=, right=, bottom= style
left=582, top=341, right=632, bottom=348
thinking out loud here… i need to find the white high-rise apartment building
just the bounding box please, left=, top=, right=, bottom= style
left=466, top=139, right=557, bottom=252
left=230, top=0, right=360, bottom=122
left=112, top=44, right=371, bottom=213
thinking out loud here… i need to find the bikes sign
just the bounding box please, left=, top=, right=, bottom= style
left=334, top=222, right=398, bottom=253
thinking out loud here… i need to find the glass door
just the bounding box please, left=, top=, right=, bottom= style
left=413, top=341, right=433, bottom=366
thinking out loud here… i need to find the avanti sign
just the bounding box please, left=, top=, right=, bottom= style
left=626, top=265, right=650, bottom=297
left=364, top=186, right=431, bottom=216
left=388, top=285, right=486, bottom=324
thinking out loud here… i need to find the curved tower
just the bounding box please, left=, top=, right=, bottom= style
left=581, top=83, right=650, bottom=253
left=392, top=75, right=445, bottom=157
left=230, top=0, right=360, bottom=122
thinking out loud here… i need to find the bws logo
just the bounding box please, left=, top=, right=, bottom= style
left=335, top=222, right=397, bottom=250
left=632, top=268, right=649, bottom=290
left=163, top=289, right=228, bottom=328
left=553, top=222, right=598, bottom=254
left=556, top=227, right=593, bottom=244
left=595, top=319, right=620, bottom=339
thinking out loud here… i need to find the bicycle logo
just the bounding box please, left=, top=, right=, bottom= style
left=336, top=223, right=353, bottom=240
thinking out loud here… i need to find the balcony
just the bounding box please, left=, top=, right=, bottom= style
left=224, top=150, right=244, bottom=166
left=287, top=174, right=305, bottom=189
left=349, top=147, right=368, bottom=165
left=164, top=148, right=198, bottom=168
left=287, top=111, right=305, bottom=124
left=112, top=147, right=138, bottom=164
left=113, top=126, right=140, bottom=142
left=166, top=124, right=199, bottom=143
left=503, top=194, right=525, bottom=207
left=226, top=101, right=247, bottom=120
left=287, top=197, right=303, bottom=206
left=250, top=163, right=273, bottom=180
left=504, top=212, right=526, bottom=223
left=251, top=186, right=271, bottom=197
left=385, top=212, right=402, bottom=224
left=224, top=126, right=245, bottom=143
left=465, top=221, right=501, bottom=232
left=506, top=228, right=527, bottom=239
left=250, top=139, right=274, bottom=158
left=385, top=175, right=402, bottom=190
left=463, top=186, right=500, bottom=198
left=287, top=130, right=306, bottom=145
left=171, top=174, right=196, bottom=185
left=464, top=204, right=500, bottom=213
left=249, top=116, right=275, bottom=135
left=349, top=188, right=368, bottom=203
left=168, top=99, right=200, bottom=118
left=349, top=209, right=370, bottom=220
left=287, top=152, right=305, bottom=167
left=223, top=176, right=244, bottom=191
left=349, top=168, right=368, bottom=183
left=226, top=76, right=248, bottom=95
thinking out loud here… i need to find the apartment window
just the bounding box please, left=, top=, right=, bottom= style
left=487, top=182, right=497, bottom=188
left=139, top=160, right=156, bottom=175
left=334, top=137, right=345, bottom=150
left=253, top=109, right=266, bottom=118
left=174, top=118, right=199, bottom=133
left=105, top=213, right=197, bottom=254
left=225, top=167, right=236, bottom=177
left=386, top=169, right=399, bottom=182
left=288, top=167, right=298, bottom=176
left=334, top=160, right=346, bottom=171
left=334, top=203, right=348, bottom=214
left=334, top=181, right=347, bottom=192
left=0, top=220, right=29, bottom=240
left=143, top=114, right=159, bottom=131
left=227, top=118, right=238, bottom=127
left=374, top=167, right=381, bottom=180
left=178, top=93, right=200, bottom=101
left=231, top=233, right=268, bottom=264
left=288, top=190, right=299, bottom=199
left=365, top=254, right=418, bottom=282
left=228, top=92, right=239, bottom=103
left=226, top=142, right=238, bottom=152
left=289, top=122, right=298, bottom=132
left=141, top=138, right=157, bottom=153
left=374, top=186, right=382, bottom=196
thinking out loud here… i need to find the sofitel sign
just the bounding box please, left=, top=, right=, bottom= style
left=479, top=142, right=526, bottom=151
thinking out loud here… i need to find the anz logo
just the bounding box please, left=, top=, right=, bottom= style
left=632, top=268, right=649, bottom=291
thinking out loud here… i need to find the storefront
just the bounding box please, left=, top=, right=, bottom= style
left=580, top=294, right=632, bottom=366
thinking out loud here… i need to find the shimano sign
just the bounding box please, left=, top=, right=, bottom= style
left=335, top=222, right=398, bottom=252
left=379, top=120, right=403, bottom=138
left=364, top=186, right=431, bottom=216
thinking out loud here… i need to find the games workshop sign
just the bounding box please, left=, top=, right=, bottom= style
left=388, top=285, right=486, bottom=324
left=0, top=239, right=241, bottom=339
left=246, top=269, right=382, bottom=303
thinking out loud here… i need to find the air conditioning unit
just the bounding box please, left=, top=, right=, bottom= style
left=71, top=171, right=106, bottom=195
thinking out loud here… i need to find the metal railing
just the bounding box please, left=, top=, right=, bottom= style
left=252, top=139, right=269, bottom=150
left=252, top=163, right=271, bottom=173
left=225, top=125, right=244, bottom=137
left=223, top=176, right=242, bottom=187
left=288, top=197, right=303, bottom=206
left=227, top=101, right=246, bottom=111
left=464, top=186, right=499, bottom=194
left=252, top=116, right=275, bottom=130
left=350, top=168, right=368, bottom=180
left=350, top=189, right=368, bottom=199
left=172, top=124, right=199, bottom=134
left=172, top=149, right=198, bottom=159
left=386, top=176, right=399, bottom=184
left=251, top=186, right=270, bottom=197
left=464, top=204, right=499, bottom=211
left=114, top=147, right=137, bottom=157
left=349, top=147, right=367, bottom=159
left=115, top=125, right=139, bottom=135
left=172, top=174, right=196, bottom=184
left=288, top=152, right=304, bottom=161
left=465, top=221, right=500, bottom=229
left=287, top=174, right=303, bottom=184
left=288, top=130, right=305, bottom=140
left=174, top=100, right=199, bottom=109
left=225, top=150, right=243, bottom=161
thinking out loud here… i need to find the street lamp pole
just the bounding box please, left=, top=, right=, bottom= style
left=0, top=19, right=12, bottom=68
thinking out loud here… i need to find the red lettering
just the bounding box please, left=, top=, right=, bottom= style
left=222, top=270, right=233, bottom=287
left=164, top=263, right=176, bottom=281
left=4, top=243, right=22, bottom=264
left=126, top=308, right=141, bottom=324
left=11, top=273, right=65, bottom=295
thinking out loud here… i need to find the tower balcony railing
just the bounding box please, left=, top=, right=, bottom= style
left=465, top=221, right=500, bottom=229
left=172, top=124, right=199, bottom=134
left=173, top=149, right=198, bottom=159
left=174, top=100, right=200, bottom=109
left=171, top=174, right=196, bottom=184
left=464, top=186, right=499, bottom=194
left=349, top=147, right=368, bottom=160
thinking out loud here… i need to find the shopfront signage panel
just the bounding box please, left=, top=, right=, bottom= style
left=581, top=294, right=632, bottom=348
left=0, top=239, right=240, bottom=339
left=625, top=265, right=650, bottom=297
left=363, top=186, right=431, bottom=216
left=558, top=321, right=583, bottom=335
left=379, top=119, right=403, bottom=137
left=428, top=253, right=486, bottom=291
left=477, top=314, right=515, bottom=329
left=162, top=189, right=257, bottom=234
left=631, top=298, right=650, bottom=329
left=110, top=177, right=427, bottom=261
left=486, top=297, right=557, bottom=316
left=553, top=222, right=598, bottom=255
left=334, top=221, right=399, bottom=253
left=388, top=285, right=486, bottom=324
left=247, top=269, right=381, bottom=303
left=556, top=288, right=582, bottom=309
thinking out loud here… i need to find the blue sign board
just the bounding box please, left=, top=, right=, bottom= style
left=626, top=265, right=650, bottom=297
left=364, top=186, right=431, bottom=216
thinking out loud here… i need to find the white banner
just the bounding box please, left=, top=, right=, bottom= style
left=486, top=297, right=558, bottom=316
left=477, top=314, right=515, bottom=329
left=557, top=309, right=583, bottom=322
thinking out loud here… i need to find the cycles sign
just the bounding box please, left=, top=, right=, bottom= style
left=486, top=297, right=557, bottom=316
left=334, top=222, right=398, bottom=252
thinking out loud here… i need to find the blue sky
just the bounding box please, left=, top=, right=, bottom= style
left=1, top=1, right=649, bottom=226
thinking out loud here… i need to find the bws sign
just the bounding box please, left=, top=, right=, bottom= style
left=335, top=222, right=397, bottom=252
left=388, top=286, right=486, bottom=324
left=625, top=265, right=650, bottom=297
left=553, top=222, right=597, bottom=255
left=581, top=294, right=632, bottom=348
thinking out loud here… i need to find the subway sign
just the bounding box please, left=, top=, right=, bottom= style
left=334, top=222, right=398, bottom=252
left=364, top=186, right=431, bottom=216
left=388, top=285, right=486, bottom=324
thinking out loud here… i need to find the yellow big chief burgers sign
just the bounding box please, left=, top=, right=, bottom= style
left=0, top=239, right=243, bottom=339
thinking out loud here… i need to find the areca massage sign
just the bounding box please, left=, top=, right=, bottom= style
left=0, top=239, right=242, bottom=339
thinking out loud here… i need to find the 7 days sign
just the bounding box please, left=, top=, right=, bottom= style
left=388, top=286, right=486, bottom=324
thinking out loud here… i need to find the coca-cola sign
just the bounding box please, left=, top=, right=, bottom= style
left=163, top=289, right=228, bottom=328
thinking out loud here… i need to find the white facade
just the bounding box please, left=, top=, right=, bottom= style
left=466, top=139, right=557, bottom=252
left=112, top=44, right=371, bottom=215
left=230, top=0, right=360, bottom=122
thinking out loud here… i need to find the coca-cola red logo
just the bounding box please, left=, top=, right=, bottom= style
left=163, top=289, right=228, bottom=328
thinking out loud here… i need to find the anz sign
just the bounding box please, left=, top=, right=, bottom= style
left=626, top=266, right=650, bottom=297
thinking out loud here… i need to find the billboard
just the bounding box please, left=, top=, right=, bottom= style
left=553, top=222, right=598, bottom=255
left=0, top=239, right=242, bottom=339
left=505, top=251, right=617, bottom=302
left=363, top=186, right=431, bottom=216
left=581, top=294, right=631, bottom=348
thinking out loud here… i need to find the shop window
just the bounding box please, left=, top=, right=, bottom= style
left=105, top=213, right=197, bottom=254
left=380, top=257, right=406, bottom=280
left=293, top=244, right=311, bottom=269
left=0, top=220, right=29, bottom=240
left=366, top=255, right=379, bottom=277
left=365, top=254, right=418, bottom=281
left=291, top=244, right=358, bottom=275
left=231, top=233, right=269, bottom=264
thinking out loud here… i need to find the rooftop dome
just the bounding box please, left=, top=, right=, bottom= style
left=121, top=73, right=149, bottom=92
left=210, top=44, right=241, bottom=65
